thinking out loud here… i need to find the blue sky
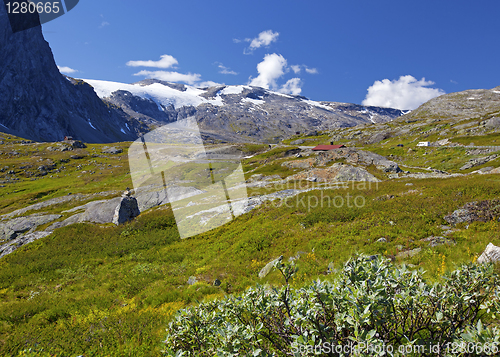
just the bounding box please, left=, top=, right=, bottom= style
left=43, top=0, right=500, bottom=110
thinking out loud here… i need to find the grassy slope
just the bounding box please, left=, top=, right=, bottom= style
left=0, top=133, right=500, bottom=355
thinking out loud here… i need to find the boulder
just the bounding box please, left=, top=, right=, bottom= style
left=484, top=117, right=500, bottom=128
left=444, top=208, right=474, bottom=225
left=421, top=236, right=456, bottom=247
left=70, top=140, right=87, bottom=149
left=187, top=276, right=198, bottom=285
left=444, top=200, right=500, bottom=226
left=112, top=196, right=140, bottom=225
left=396, top=248, right=421, bottom=259
left=290, top=139, right=305, bottom=145
left=102, top=146, right=123, bottom=154
left=284, top=148, right=302, bottom=157
left=477, top=243, right=500, bottom=264
left=259, top=255, right=283, bottom=278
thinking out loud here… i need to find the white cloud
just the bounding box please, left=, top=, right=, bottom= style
left=244, top=30, right=279, bottom=54
left=249, top=54, right=304, bottom=95
left=98, top=14, right=109, bottom=29
left=279, top=78, right=302, bottom=95
left=133, top=70, right=201, bottom=86
left=217, top=63, right=238, bottom=75
left=126, top=55, right=178, bottom=69
left=291, top=65, right=318, bottom=75
left=362, top=75, right=445, bottom=110
left=291, top=65, right=301, bottom=74
left=58, top=66, right=78, bottom=74
left=305, top=67, right=318, bottom=74
left=249, top=53, right=287, bottom=89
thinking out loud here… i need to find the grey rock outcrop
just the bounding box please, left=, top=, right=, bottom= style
left=421, top=236, right=456, bottom=247
left=444, top=208, right=474, bottom=226
left=259, top=255, right=283, bottom=278
left=444, top=199, right=500, bottom=226
left=477, top=243, right=500, bottom=264
left=112, top=196, right=140, bottom=225
left=460, top=155, right=498, bottom=170
left=102, top=146, right=123, bottom=155
left=0, top=214, right=61, bottom=241
left=47, top=198, right=122, bottom=231
left=0, top=231, right=51, bottom=258
left=287, top=163, right=380, bottom=183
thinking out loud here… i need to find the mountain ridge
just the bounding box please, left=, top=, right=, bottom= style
left=84, top=78, right=404, bottom=143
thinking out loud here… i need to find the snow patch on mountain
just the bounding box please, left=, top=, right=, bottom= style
left=242, top=98, right=265, bottom=106
left=220, top=86, right=251, bottom=95
left=84, top=79, right=224, bottom=109
left=302, top=99, right=332, bottom=111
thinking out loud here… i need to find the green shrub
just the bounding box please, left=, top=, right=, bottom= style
left=163, top=256, right=500, bottom=356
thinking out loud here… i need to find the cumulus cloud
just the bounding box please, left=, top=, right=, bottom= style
left=291, top=65, right=301, bottom=74
left=291, top=65, right=318, bottom=75
left=248, top=54, right=304, bottom=95
left=133, top=70, right=202, bottom=86
left=58, top=66, right=78, bottom=74
left=305, top=67, right=318, bottom=74
left=126, top=54, right=178, bottom=69
left=249, top=53, right=287, bottom=89
left=279, top=78, right=302, bottom=95
left=362, top=75, right=445, bottom=110
left=244, top=30, right=279, bottom=54
left=217, top=62, right=238, bottom=75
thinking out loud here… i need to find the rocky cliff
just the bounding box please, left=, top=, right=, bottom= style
left=0, top=2, right=144, bottom=143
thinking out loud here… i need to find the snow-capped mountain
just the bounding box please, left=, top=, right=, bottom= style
left=84, top=78, right=404, bottom=143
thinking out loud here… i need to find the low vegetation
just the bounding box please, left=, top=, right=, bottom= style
left=0, top=124, right=500, bottom=355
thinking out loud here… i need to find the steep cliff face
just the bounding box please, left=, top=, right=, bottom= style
left=0, top=3, right=143, bottom=142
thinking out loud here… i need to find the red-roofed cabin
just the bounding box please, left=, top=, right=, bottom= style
left=312, top=144, right=346, bottom=151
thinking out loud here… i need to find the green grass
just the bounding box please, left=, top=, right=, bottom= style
left=1, top=172, right=500, bottom=355
left=1, top=131, right=500, bottom=355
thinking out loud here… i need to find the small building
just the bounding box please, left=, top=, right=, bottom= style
left=312, top=144, right=346, bottom=151
left=417, top=141, right=430, bottom=147
left=64, top=136, right=74, bottom=141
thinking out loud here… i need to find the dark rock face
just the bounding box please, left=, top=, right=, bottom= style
left=112, top=196, right=140, bottom=225
left=0, top=5, right=144, bottom=142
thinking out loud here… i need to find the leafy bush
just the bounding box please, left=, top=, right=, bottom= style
left=163, top=256, right=500, bottom=356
